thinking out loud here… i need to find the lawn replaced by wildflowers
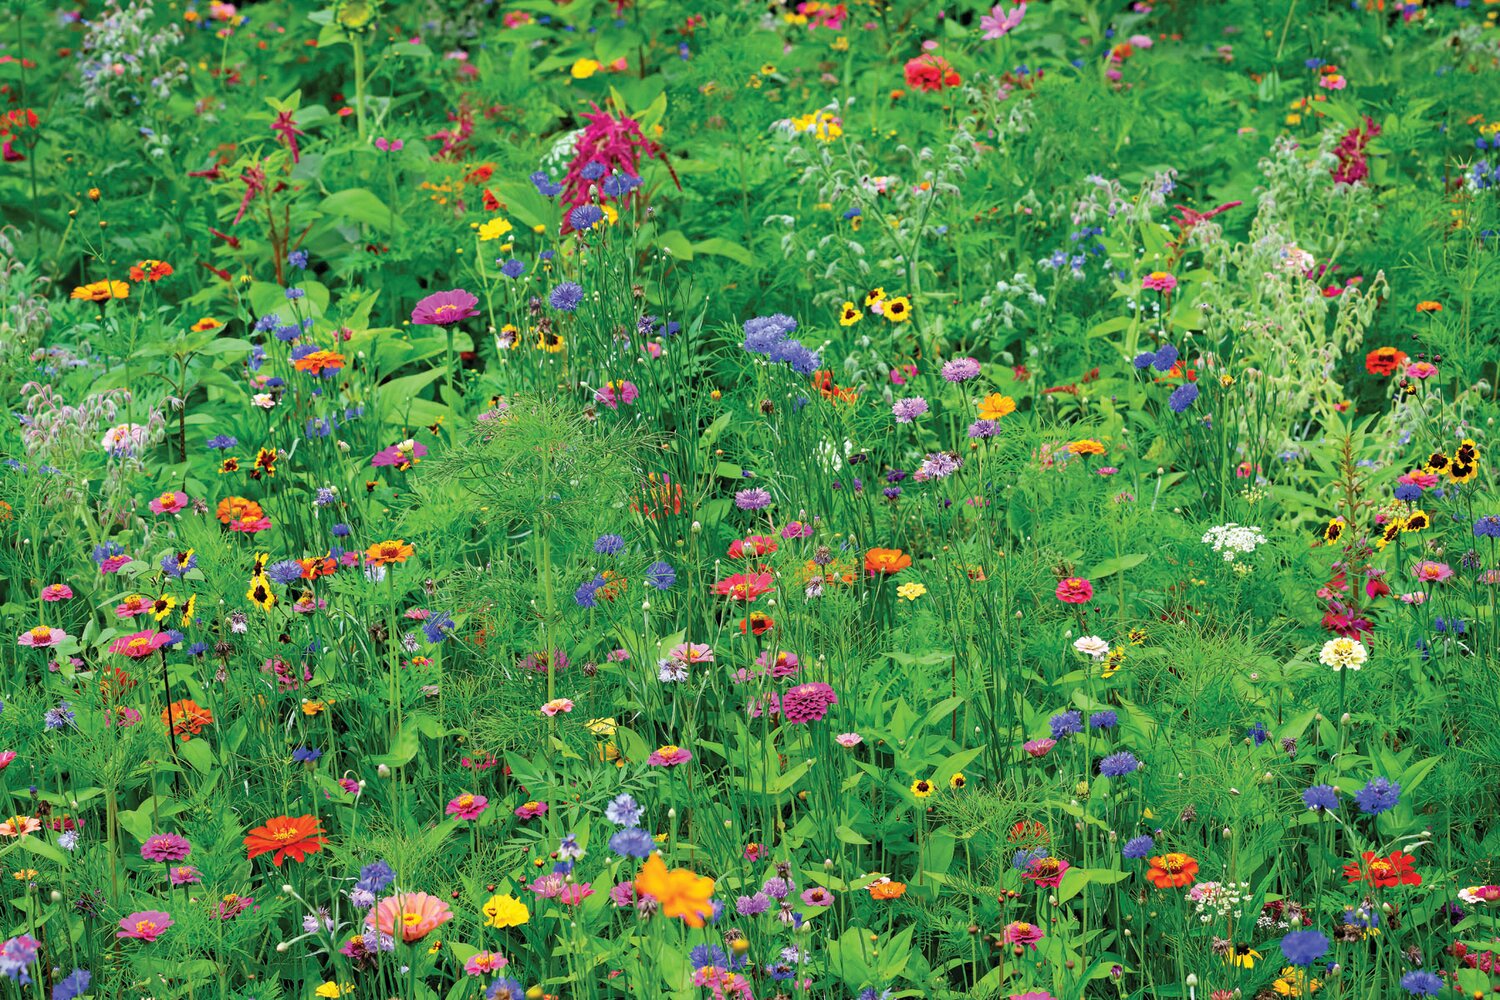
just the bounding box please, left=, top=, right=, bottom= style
left=1, top=1, right=1499, bottom=999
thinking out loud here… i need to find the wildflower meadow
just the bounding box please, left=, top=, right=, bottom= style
left=1, top=0, right=1499, bottom=998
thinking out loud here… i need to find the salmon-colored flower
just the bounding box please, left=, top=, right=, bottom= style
left=366, top=892, right=454, bottom=941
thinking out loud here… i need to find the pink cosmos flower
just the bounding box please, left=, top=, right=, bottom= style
left=410, top=289, right=479, bottom=327
left=372, top=439, right=428, bottom=469
left=647, top=745, right=693, bottom=767
left=1055, top=577, right=1094, bottom=604
left=465, top=951, right=509, bottom=975
left=1141, top=271, right=1178, bottom=293
left=1023, top=738, right=1056, bottom=758
left=446, top=793, right=489, bottom=820
left=17, top=626, right=67, bottom=649
left=41, top=584, right=73, bottom=601
left=148, top=491, right=190, bottom=515
left=595, top=380, right=639, bottom=409
left=118, top=910, right=173, bottom=941
left=666, top=642, right=714, bottom=665
left=366, top=892, right=453, bottom=942
left=558, top=883, right=595, bottom=906
left=979, top=2, right=1025, bottom=39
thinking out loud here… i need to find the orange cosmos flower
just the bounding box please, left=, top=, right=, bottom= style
left=634, top=853, right=715, bottom=927
left=864, top=547, right=912, bottom=576
left=978, top=393, right=1016, bottom=420
left=244, top=814, right=328, bottom=866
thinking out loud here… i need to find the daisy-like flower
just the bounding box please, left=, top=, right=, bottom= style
left=16, top=626, right=67, bottom=649
left=1318, top=637, right=1368, bottom=671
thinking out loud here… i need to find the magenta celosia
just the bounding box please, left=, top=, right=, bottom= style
left=559, top=105, right=673, bottom=230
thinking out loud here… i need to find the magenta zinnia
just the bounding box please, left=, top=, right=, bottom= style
left=410, top=289, right=479, bottom=327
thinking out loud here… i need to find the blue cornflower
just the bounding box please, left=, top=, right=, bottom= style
left=1355, top=776, right=1401, bottom=815
left=44, top=702, right=75, bottom=731
left=568, top=204, right=604, bottom=230
left=266, top=560, right=304, bottom=585
left=1089, top=710, right=1118, bottom=729
left=1099, top=751, right=1141, bottom=777
left=549, top=281, right=584, bottom=311
left=488, top=978, right=527, bottom=1000
left=644, top=561, right=675, bottom=589
left=1150, top=344, right=1179, bottom=371
left=499, top=258, right=525, bottom=279
left=1247, top=721, right=1270, bottom=746
left=1400, top=970, right=1442, bottom=996
left=1279, top=929, right=1330, bottom=966
left=605, top=792, right=642, bottom=827
left=580, top=161, right=606, bottom=181
left=742, top=314, right=797, bottom=353
left=1121, top=835, right=1154, bottom=859
left=288, top=249, right=309, bottom=270
left=1474, top=515, right=1500, bottom=538
left=609, top=827, right=655, bottom=859
left=1168, top=383, right=1200, bottom=413
left=332, top=523, right=351, bottom=537
left=356, top=859, right=395, bottom=894
left=601, top=173, right=641, bottom=197
left=422, top=612, right=455, bottom=644
left=53, top=969, right=92, bottom=1000
left=1011, top=847, right=1049, bottom=870
left=690, top=944, right=729, bottom=970
left=285, top=287, right=305, bottom=300
left=529, top=171, right=563, bottom=197
left=207, top=435, right=237, bottom=450
left=1132, top=351, right=1156, bottom=369
left=1303, top=784, right=1339, bottom=812
left=1049, top=710, right=1083, bottom=740
left=1394, top=484, right=1423, bottom=502
left=186, top=642, right=208, bottom=657
left=594, top=534, right=625, bottom=555
left=574, top=575, right=604, bottom=608
left=161, top=551, right=197, bottom=578
left=292, top=746, right=322, bottom=763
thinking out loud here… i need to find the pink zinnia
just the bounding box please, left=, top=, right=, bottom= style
left=141, top=833, right=192, bottom=862
left=169, top=866, right=201, bottom=885
left=110, top=630, right=171, bottom=658
left=782, top=682, right=838, bottom=724
left=781, top=520, right=814, bottom=539
left=118, top=910, right=173, bottom=941
left=1413, top=561, right=1453, bottom=583
left=540, top=698, right=574, bottom=717
left=366, top=892, right=453, bottom=942
left=1020, top=856, right=1070, bottom=888
left=1023, top=738, right=1056, bottom=758
left=835, top=732, right=863, bottom=748
left=148, top=491, right=190, bottom=515
left=1003, top=919, right=1045, bottom=949
left=558, top=883, right=594, bottom=906
left=515, top=801, right=549, bottom=819
left=40, top=584, right=73, bottom=601
left=1405, top=361, right=1437, bottom=380
left=17, top=626, right=67, bottom=649
left=1055, top=577, right=1093, bottom=604
left=446, top=793, right=489, bottom=820
left=100, top=554, right=131, bottom=573
left=411, top=289, right=479, bottom=327
left=1141, top=271, right=1177, bottom=293
left=647, top=744, right=693, bottom=767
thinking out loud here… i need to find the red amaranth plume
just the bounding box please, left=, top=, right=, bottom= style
left=559, top=104, right=677, bottom=231
left=1332, top=117, right=1380, bottom=186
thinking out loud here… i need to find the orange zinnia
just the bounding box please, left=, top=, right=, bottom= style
left=244, top=814, right=328, bottom=866
left=365, top=540, right=415, bottom=566
left=129, top=259, right=174, bottom=283
left=292, top=349, right=346, bottom=374
left=869, top=879, right=907, bottom=900
left=1146, top=852, right=1199, bottom=888
left=216, top=496, right=264, bottom=525
left=162, top=699, right=214, bottom=742
left=70, top=280, right=129, bottom=302
left=864, top=547, right=912, bottom=576
left=634, top=852, right=714, bottom=927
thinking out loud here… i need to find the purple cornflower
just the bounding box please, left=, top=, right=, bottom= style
left=1098, top=751, right=1140, bottom=777
left=1168, top=383, right=1199, bottom=413
left=892, top=397, right=929, bottom=423
left=941, top=357, right=981, bottom=382
left=1303, top=784, right=1339, bottom=811
left=1122, top=835, right=1154, bottom=859
left=1279, top=929, right=1329, bottom=966
left=735, top=488, right=773, bottom=511
left=1355, top=777, right=1400, bottom=815
left=549, top=282, right=585, bottom=311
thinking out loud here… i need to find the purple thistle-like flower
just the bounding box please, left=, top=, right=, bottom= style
left=735, top=488, right=773, bottom=511
left=1168, top=383, right=1199, bottom=413
left=892, top=397, right=929, bottom=423
left=549, top=282, right=585, bottom=311
left=941, top=357, right=981, bottom=382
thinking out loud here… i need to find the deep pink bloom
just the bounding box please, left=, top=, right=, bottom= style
left=647, top=745, right=693, bottom=767
left=372, top=439, right=428, bottom=469
left=41, top=584, right=73, bottom=601
left=559, top=105, right=670, bottom=230
left=1055, top=577, right=1093, bottom=604
left=411, top=289, right=479, bottom=327
left=515, top=801, right=549, bottom=819
left=148, top=491, right=190, bottom=515
left=782, top=682, right=838, bottom=724
left=141, top=833, right=192, bottom=862
left=446, top=793, right=489, bottom=820
left=595, top=380, right=639, bottom=409
left=109, top=631, right=171, bottom=658
left=1020, top=856, right=1070, bottom=888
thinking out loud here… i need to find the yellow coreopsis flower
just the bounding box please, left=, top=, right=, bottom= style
left=481, top=893, right=530, bottom=928
left=571, top=58, right=601, bottom=79
left=478, top=218, right=513, bottom=241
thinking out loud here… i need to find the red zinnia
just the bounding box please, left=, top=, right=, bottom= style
left=712, top=570, right=773, bottom=602
left=1343, top=851, right=1421, bottom=888
left=1365, top=347, right=1407, bottom=376
left=244, top=814, right=328, bottom=866
left=903, top=54, right=961, bottom=92
left=1055, top=577, right=1094, bottom=604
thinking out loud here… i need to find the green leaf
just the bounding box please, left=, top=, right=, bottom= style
left=320, top=188, right=395, bottom=232
left=1087, top=553, right=1147, bottom=579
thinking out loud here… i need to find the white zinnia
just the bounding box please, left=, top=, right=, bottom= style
left=1318, top=637, right=1367, bottom=671
left=1073, top=636, right=1110, bottom=660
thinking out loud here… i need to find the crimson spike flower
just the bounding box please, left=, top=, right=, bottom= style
left=270, top=109, right=306, bottom=163
left=206, top=227, right=241, bottom=249
left=232, top=163, right=267, bottom=226
left=558, top=104, right=678, bottom=232
left=1171, top=200, right=1242, bottom=239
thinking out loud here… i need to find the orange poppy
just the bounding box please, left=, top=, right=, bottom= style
left=244, top=814, right=328, bottom=866
left=161, top=699, right=214, bottom=742
left=864, top=547, right=912, bottom=576
left=365, top=540, right=415, bottom=566
left=1147, top=852, right=1199, bottom=888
